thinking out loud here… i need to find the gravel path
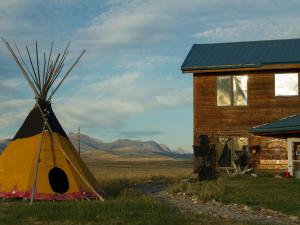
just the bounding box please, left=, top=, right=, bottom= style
left=135, top=181, right=300, bottom=225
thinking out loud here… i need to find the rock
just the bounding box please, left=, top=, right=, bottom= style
left=251, top=173, right=257, bottom=177
left=222, top=214, right=229, bottom=219
left=181, top=179, right=189, bottom=184
left=211, top=199, right=221, bottom=206
left=289, top=215, right=298, bottom=220
left=243, top=205, right=251, bottom=211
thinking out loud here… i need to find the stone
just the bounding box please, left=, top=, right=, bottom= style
left=222, top=214, right=229, bottom=219
left=243, top=206, right=251, bottom=211
left=289, top=215, right=298, bottom=220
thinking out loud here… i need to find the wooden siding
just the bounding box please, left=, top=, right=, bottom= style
left=193, top=70, right=300, bottom=169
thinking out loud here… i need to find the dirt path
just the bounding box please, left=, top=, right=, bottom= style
left=134, top=181, right=300, bottom=225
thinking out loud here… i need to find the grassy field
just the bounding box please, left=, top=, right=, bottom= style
left=218, top=176, right=300, bottom=216
left=1, top=154, right=299, bottom=224
left=0, top=195, right=193, bottom=225
left=0, top=190, right=255, bottom=225
left=0, top=157, right=259, bottom=225
left=82, top=152, right=193, bottom=181
left=171, top=175, right=300, bottom=217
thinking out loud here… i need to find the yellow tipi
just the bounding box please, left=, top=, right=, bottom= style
left=0, top=39, right=105, bottom=201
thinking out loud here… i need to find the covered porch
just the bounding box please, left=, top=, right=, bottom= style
left=250, top=114, right=300, bottom=178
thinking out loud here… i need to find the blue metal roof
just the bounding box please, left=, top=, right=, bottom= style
left=250, top=114, right=300, bottom=135
left=181, top=38, right=300, bottom=72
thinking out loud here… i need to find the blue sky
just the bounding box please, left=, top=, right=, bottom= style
left=1, top=0, right=300, bottom=151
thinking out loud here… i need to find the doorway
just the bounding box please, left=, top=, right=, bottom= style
left=48, top=167, right=69, bottom=194
left=293, top=143, right=300, bottom=178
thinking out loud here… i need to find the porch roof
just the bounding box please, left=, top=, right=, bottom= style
left=250, top=114, right=300, bottom=136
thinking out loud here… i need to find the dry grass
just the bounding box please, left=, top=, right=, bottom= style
left=0, top=157, right=260, bottom=225
left=171, top=178, right=226, bottom=201
left=82, top=153, right=193, bottom=182
left=171, top=176, right=300, bottom=217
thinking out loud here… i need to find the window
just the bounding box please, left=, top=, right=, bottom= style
left=275, top=73, right=298, bottom=96
left=216, top=136, right=248, bottom=167
left=217, top=75, right=248, bottom=106
left=217, top=76, right=232, bottom=106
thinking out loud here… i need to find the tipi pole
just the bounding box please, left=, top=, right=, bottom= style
left=1, top=38, right=40, bottom=97
left=13, top=41, right=40, bottom=90
left=30, top=122, right=47, bottom=205
left=36, top=103, right=105, bottom=201
left=78, top=127, right=81, bottom=157
left=48, top=49, right=86, bottom=101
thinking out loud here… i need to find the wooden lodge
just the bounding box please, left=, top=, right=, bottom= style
left=181, top=38, right=300, bottom=174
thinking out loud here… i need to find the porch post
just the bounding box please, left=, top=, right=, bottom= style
left=287, top=138, right=293, bottom=176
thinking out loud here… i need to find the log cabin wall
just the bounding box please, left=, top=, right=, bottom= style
left=193, top=69, right=300, bottom=169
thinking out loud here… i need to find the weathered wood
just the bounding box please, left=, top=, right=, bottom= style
left=193, top=70, right=300, bottom=170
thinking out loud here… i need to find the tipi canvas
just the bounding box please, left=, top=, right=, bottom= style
left=0, top=39, right=105, bottom=201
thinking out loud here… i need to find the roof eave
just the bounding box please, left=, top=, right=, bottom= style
left=181, top=62, right=300, bottom=74
left=181, top=63, right=260, bottom=73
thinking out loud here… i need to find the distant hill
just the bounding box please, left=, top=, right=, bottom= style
left=159, top=144, right=172, bottom=152
left=0, top=134, right=192, bottom=160
left=175, top=147, right=190, bottom=154
left=68, top=132, right=104, bottom=151
left=0, top=139, right=11, bottom=153
left=68, top=133, right=192, bottom=159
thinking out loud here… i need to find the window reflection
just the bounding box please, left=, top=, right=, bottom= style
left=217, top=137, right=232, bottom=167
left=217, top=75, right=248, bottom=106
left=233, top=76, right=248, bottom=106
left=217, top=76, right=232, bottom=106
left=217, top=136, right=248, bottom=167
left=275, top=73, right=298, bottom=96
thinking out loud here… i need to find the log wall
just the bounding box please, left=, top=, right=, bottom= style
left=193, top=69, right=300, bottom=170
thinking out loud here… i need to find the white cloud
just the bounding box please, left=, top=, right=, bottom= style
left=89, top=72, right=141, bottom=92
left=0, top=78, right=22, bottom=91
left=152, top=88, right=192, bottom=108
left=0, top=0, right=33, bottom=36
left=75, top=3, right=168, bottom=51
left=47, top=0, right=81, bottom=4
left=0, top=99, right=33, bottom=130
left=0, top=0, right=29, bottom=11
left=53, top=71, right=191, bottom=131
left=195, top=16, right=300, bottom=42
left=116, top=55, right=179, bottom=70
left=74, top=0, right=235, bottom=51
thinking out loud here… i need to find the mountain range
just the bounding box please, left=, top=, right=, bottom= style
left=0, top=133, right=192, bottom=160
left=0, top=139, right=10, bottom=153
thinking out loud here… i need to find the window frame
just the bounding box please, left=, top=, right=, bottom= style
left=216, top=136, right=249, bottom=168
left=274, top=73, right=299, bottom=97
left=216, top=75, right=248, bottom=107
